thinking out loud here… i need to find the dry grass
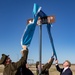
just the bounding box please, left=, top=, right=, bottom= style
left=0, top=65, right=4, bottom=73
left=0, top=64, right=75, bottom=75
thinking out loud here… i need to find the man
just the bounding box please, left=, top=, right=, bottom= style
left=0, top=45, right=33, bottom=75
left=36, top=57, right=54, bottom=75
left=55, top=60, right=72, bottom=75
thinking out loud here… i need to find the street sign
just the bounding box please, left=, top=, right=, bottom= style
left=27, top=16, right=55, bottom=25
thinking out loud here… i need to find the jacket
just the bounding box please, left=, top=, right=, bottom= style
left=56, top=65, right=72, bottom=75
left=36, top=58, right=54, bottom=75
left=3, top=49, right=28, bottom=75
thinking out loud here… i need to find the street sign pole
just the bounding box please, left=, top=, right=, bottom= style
left=39, top=24, right=42, bottom=75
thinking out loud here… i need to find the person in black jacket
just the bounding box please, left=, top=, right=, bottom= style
left=55, top=59, right=72, bottom=75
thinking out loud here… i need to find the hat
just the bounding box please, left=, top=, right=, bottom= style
left=0, top=54, right=9, bottom=64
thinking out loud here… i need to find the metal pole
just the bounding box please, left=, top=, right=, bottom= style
left=39, top=24, right=42, bottom=75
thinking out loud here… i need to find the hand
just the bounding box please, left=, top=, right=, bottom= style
left=47, top=59, right=51, bottom=63
left=22, top=45, right=27, bottom=50
left=55, top=60, right=58, bottom=64
left=21, top=45, right=27, bottom=56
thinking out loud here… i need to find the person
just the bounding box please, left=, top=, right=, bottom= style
left=36, top=57, right=54, bottom=75
left=55, top=59, right=72, bottom=75
left=0, top=45, right=34, bottom=75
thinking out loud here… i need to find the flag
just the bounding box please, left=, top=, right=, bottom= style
left=21, top=3, right=41, bottom=47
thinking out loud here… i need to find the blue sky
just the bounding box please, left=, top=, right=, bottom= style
left=0, top=0, right=75, bottom=64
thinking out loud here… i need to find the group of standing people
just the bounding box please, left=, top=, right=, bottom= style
left=0, top=45, right=73, bottom=75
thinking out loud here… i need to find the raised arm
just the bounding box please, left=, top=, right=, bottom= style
left=13, top=45, right=28, bottom=69
left=41, top=57, right=54, bottom=73
left=55, top=60, right=63, bottom=73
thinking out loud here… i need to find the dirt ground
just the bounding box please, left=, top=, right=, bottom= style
left=0, top=64, right=75, bottom=75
